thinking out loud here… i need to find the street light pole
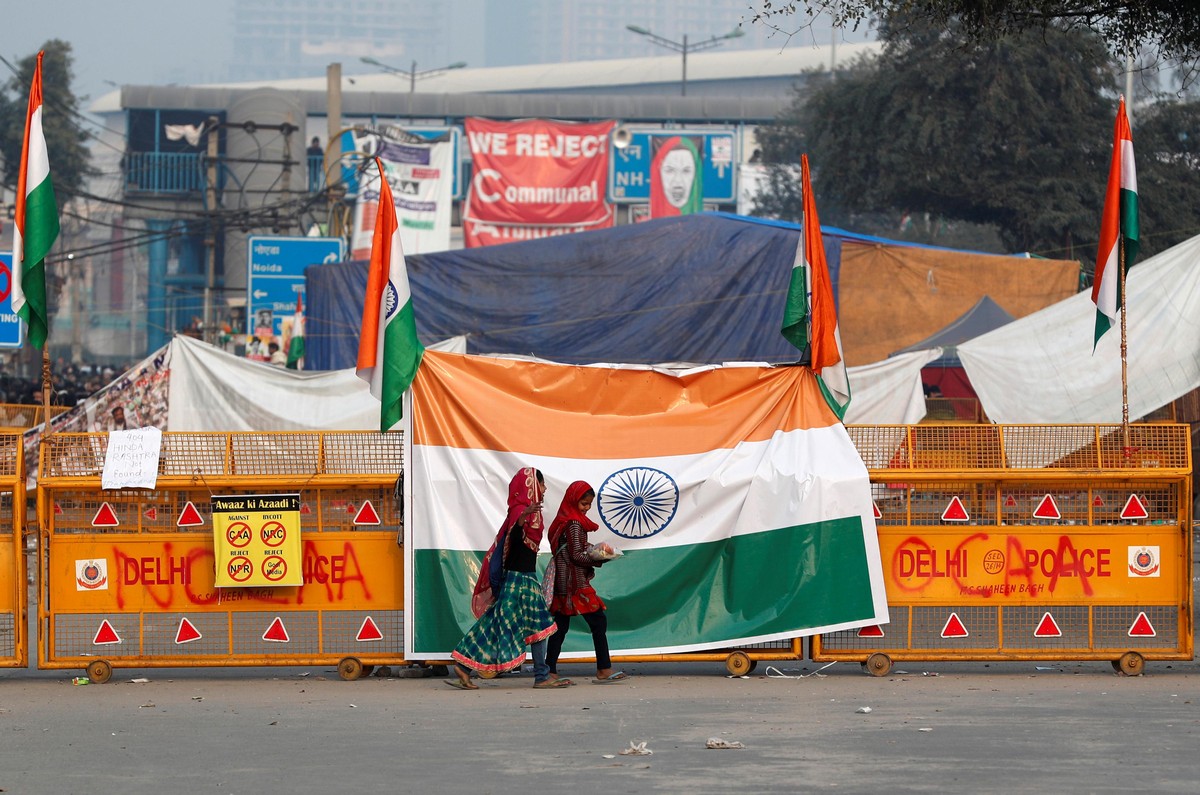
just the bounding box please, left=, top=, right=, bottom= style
left=626, top=25, right=744, bottom=97
left=360, top=56, right=467, bottom=92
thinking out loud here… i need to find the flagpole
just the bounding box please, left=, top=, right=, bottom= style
left=1119, top=236, right=1130, bottom=451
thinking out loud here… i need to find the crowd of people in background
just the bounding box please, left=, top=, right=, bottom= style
left=0, top=358, right=137, bottom=408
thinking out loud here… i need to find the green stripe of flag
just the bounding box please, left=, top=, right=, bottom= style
left=780, top=265, right=809, bottom=351
left=412, top=516, right=874, bottom=654
left=19, top=177, right=58, bottom=349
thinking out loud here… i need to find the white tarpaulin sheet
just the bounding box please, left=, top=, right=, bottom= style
left=844, top=349, right=941, bottom=425
left=167, top=334, right=466, bottom=431
left=959, top=233, right=1200, bottom=423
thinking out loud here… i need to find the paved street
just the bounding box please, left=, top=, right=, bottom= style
left=1, top=653, right=1198, bottom=794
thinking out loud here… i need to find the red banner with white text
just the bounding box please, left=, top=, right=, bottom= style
left=463, top=118, right=615, bottom=247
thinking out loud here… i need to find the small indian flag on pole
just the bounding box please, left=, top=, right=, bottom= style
left=1091, top=95, right=1139, bottom=349
left=12, top=50, right=60, bottom=350
left=780, top=154, right=851, bottom=420
left=285, top=293, right=305, bottom=369
left=355, top=158, right=424, bottom=432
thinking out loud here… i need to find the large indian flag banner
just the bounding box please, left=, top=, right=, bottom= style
left=405, top=350, right=888, bottom=658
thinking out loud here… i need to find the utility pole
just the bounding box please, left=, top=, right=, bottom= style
left=326, top=63, right=344, bottom=238
left=203, top=116, right=219, bottom=339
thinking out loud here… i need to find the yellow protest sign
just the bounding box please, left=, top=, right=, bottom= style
left=212, top=494, right=303, bottom=587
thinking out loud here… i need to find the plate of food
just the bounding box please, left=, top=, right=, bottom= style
left=587, top=542, right=623, bottom=562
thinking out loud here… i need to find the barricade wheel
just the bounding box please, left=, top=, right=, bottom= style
left=360, top=665, right=375, bottom=678
left=86, top=660, right=113, bottom=684
left=1113, top=652, right=1145, bottom=676
left=338, top=657, right=364, bottom=681
left=725, top=651, right=753, bottom=676
left=862, top=653, right=892, bottom=677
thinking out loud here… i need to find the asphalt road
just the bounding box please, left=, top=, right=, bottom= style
left=1, top=655, right=1198, bottom=794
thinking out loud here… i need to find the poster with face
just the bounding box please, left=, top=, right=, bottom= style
left=650, top=136, right=704, bottom=218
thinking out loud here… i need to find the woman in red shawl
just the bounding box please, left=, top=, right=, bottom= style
left=545, top=480, right=628, bottom=684
left=448, top=468, right=563, bottom=689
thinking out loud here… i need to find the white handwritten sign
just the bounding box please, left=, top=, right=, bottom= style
left=101, top=427, right=163, bottom=490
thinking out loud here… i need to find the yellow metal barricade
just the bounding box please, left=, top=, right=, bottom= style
left=814, top=424, right=1194, bottom=676
left=0, top=433, right=28, bottom=667
left=38, top=431, right=410, bottom=681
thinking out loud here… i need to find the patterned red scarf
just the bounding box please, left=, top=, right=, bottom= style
left=548, top=480, right=598, bottom=551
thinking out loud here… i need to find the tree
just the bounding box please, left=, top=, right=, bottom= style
left=0, top=40, right=94, bottom=205
left=755, top=15, right=1132, bottom=261
left=752, top=1, right=1200, bottom=66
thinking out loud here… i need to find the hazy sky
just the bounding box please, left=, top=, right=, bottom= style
left=4, top=1, right=870, bottom=113
left=3, top=1, right=238, bottom=105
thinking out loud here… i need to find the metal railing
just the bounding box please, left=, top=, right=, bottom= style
left=124, top=151, right=204, bottom=194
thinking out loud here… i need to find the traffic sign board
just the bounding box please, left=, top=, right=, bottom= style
left=608, top=129, right=737, bottom=204
left=246, top=236, right=344, bottom=337
left=0, top=252, right=23, bottom=348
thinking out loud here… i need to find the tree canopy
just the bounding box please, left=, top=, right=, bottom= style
left=752, top=1, right=1200, bottom=66
left=754, top=13, right=1200, bottom=264
left=0, top=40, right=94, bottom=205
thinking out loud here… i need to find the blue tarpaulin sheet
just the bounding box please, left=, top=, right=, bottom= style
left=306, top=213, right=855, bottom=370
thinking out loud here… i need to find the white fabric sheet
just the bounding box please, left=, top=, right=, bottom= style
left=844, top=349, right=941, bottom=425
left=959, top=234, right=1200, bottom=423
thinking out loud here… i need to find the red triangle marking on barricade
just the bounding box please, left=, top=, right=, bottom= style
left=353, top=500, right=381, bottom=525
left=941, top=612, right=969, bottom=638
left=54, top=501, right=63, bottom=515
left=345, top=502, right=356, bottom=514
left=263, top=617, right=290, bottom=643
left=177, top=501, right=205, bottom=527
left=93, top=620, right=122, bottom=645
left=941, top=496, right=970, bottom=522
left=1128, top=612, right=1156, bottom=637
left=300, top=502, right=313, bottom=515
left=175, top=617, right=202, bottom=644
left=1034, top=612, right=1062, bottom=638
left=1004, top=494, right=1017, bottom=507
left=872, top=501, right=882, bottom=520
left=856, top=625, right=885, bottom=638
left=1093, top=495, right=1105, bottom=507
left=91, top=503, right=120, bottom=527
left=1033, top=494, right=1062, bottom=520
left=144, top=506, right=158, bottom=520
left=1120, top=494, right=1149, bottom=520
left=356, top=616, right=384, bottom=642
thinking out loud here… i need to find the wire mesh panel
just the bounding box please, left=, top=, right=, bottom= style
left=1003, top=605, right=1090, bottom=651
left=321, top=609, right=404, bottom=655
left=323, top=432, right=404, bottom=475
left=1093, top=605, right=1179, bottom=649
left=0, top=434, right=24, bottom=667
left=231, top=433, right=322, bottom=475
left=911, top=606, right=999, bottom=650
left=818, top=609, right=911, bottom=651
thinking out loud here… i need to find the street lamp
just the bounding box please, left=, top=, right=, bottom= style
left=359, top=57, right=467, bottom=94
left=626, top=25, right=744, bottom=97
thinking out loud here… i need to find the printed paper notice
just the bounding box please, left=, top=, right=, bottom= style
left=101, top=427, right=163, bottom=489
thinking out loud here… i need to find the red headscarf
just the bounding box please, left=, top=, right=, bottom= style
left=470, top=467, right=544, bottom=618
left=548, top=480, right=598, bottom=551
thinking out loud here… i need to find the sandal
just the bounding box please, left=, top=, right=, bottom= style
left=593, top=671, right=629, bottom=683
left=533, top=678, right=572, bottom=688
left=445, top=678, right=479, bottom=690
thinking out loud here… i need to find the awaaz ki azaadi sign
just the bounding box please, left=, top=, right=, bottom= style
left=212, top=494, right=303, bottom=587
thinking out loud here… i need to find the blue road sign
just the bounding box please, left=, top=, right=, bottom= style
left=0, top=252, right=22, bottom=349
left=608, top=129, right=738, bottom=204
left=246, top=236, right=345, bottom=337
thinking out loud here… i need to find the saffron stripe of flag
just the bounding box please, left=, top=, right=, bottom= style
left=12, top=51, right=59, bottom=350
left=1091, top=96, right=1139, bottom=348
left=355, top=158, right=424, bottom=432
